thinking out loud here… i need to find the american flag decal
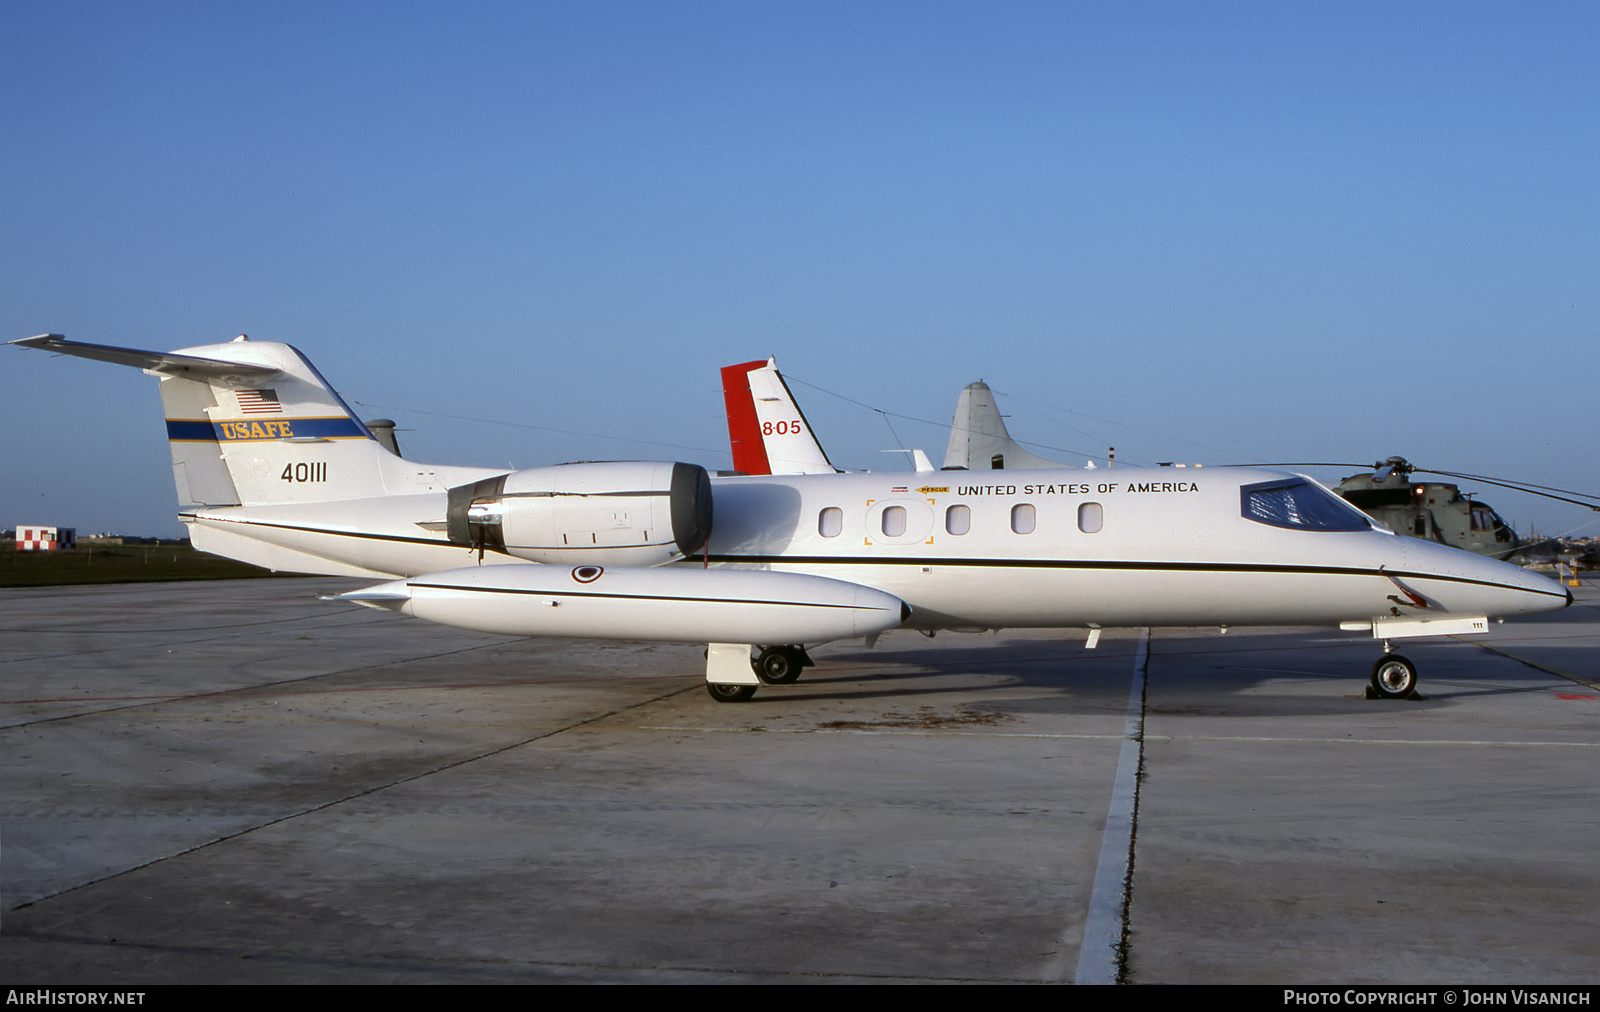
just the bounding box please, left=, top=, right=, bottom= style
left=236, top=389, right=282, bottom=414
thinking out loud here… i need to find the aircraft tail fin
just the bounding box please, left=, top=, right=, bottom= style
left=720, top=357, right=836, bottom=475
left=14, top=333, right=406, bottom=508
left=942, top=381, right=1064, bottom=470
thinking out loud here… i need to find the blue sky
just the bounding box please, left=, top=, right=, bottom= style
left=4, top=1, right=1596, bottom=539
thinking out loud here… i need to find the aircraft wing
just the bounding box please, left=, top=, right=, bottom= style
left=720, top=357, right=836, bottom=475
left=12, top=334, right=281, bottom=383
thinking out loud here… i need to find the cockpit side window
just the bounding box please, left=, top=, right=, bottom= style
left=1241, top=479, right=1372, bottom=532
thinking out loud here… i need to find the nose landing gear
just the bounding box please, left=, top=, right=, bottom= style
left=1368, top=651, right=1419, bottom=699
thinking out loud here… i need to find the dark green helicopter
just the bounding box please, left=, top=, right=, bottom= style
left=1320, top=456, right=1600, bottom=561
left=1335, top=458, right=1521, bottom=559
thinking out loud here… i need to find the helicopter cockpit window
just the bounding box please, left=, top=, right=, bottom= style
left=1241, top=479, right=1372, bottom=532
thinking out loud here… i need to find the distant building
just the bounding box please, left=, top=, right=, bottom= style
left=16, top=526, right=76, bottom=551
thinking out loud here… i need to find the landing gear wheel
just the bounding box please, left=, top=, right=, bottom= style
left=755, top=646, right=805, bottom=685
left=706, top=682, right=757, bottom=703
left=1370, top=655, right=1418, bottom=699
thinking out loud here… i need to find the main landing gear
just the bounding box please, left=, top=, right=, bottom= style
left=1368, top=650, right=1419, bottom=700
left=754, top=645, right=811, bottom=685
left=705, top=683, right=757, bottom=703
left=705, top=644, right=813, bottom=702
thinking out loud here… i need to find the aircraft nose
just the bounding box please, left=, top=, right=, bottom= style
left=1399, top=538, right=1571, bottom=618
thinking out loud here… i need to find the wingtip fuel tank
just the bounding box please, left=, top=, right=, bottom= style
left=333, top=563, right=910, bottom=644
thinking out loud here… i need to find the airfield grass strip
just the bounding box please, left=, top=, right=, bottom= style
left=0, top=543, right=307, bottom=587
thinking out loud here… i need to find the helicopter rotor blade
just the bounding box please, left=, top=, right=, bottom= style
left=1409, top=469, right=1600, bottom=505
left=1228, top=463, right=1600, bottom=511
left=1404, top=471, right=1600, bottom=511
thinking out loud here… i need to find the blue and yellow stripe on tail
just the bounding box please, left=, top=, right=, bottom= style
left=166, top=417, right=371, bottom=442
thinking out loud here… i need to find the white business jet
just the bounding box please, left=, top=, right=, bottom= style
left=17, top=335, right=1570, bottom=703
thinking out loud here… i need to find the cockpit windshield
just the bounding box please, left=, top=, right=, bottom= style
left=1242, top=478, right=1372, bottom=532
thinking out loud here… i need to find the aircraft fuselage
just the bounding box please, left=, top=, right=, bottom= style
left=16, top=332, right=1572, bottom=700
left=704, top=469, right=1565, bottom=629
left=184, top=465, right=1567, bottom=634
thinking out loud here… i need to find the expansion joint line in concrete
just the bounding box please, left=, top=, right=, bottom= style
left=1, top=637, right=543, bottom=731
left=1461, top=637, right=1600, bottom=693
left=7, top=681, right=699, bottom=913
left=1073, top=627, right=1149, bottom=985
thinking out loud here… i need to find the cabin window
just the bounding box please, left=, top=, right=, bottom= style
left=818, top=507, right=843, bottom=538
left=1010, top=503, right=1036, bottom=535
left=881, top=505, right=907, bottom=537
left=945, top=504, right=971, bottom=536
left=1241, top=479, right=1371, bottom=532
left=1078, top=502, right=1103, bottom=534
left=1470, top=505, right=1500, bottom=533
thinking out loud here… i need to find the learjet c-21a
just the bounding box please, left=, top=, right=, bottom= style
left=16, top=334, right=1571, bottom=701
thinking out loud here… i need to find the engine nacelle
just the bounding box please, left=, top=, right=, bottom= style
left=446, top=461, right=712, bottom=566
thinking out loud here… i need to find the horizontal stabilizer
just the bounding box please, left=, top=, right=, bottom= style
left=13, top=334, right=280, bottom=385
